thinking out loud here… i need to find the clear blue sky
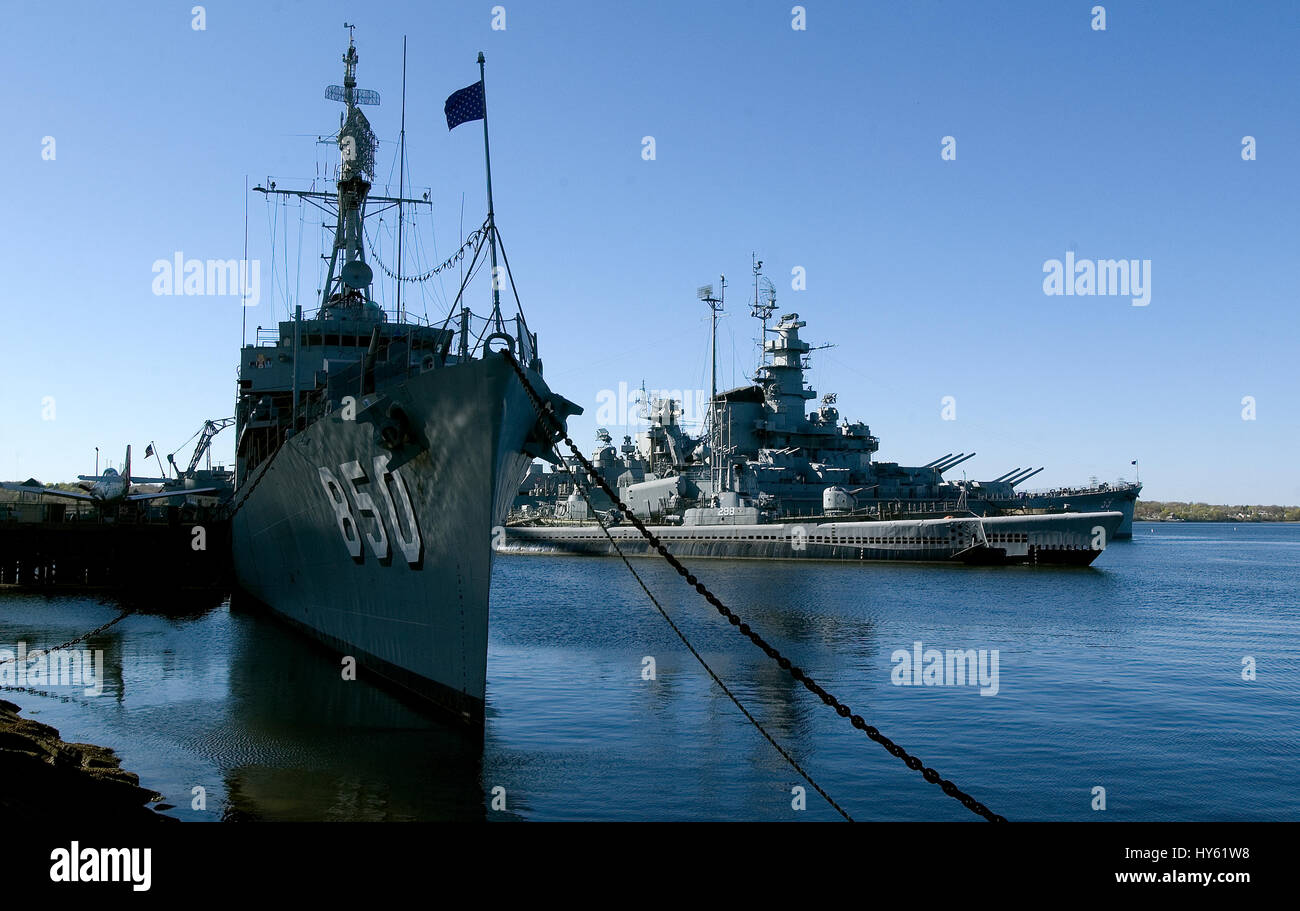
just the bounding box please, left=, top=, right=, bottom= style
left=2, top=1, right=1296, bottom=503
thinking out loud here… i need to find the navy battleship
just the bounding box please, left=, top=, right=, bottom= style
left=231, top=35, right=576, bottom=723
left=510, top=260, right=1139, bottom=552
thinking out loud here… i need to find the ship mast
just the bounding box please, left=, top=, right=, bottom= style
left=698, top=277, right=725, bottom=494
left=750, top=253, right=776, bottom=374
left=323, top=27, right=376, bottom=309
left=253, top=27, right=429, bottom=321
left=396, top=35, right=407, bottom=324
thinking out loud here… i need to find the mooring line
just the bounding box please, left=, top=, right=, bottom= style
left=505, top=352, right=1006, bottom=822
left=0, top=609, right=135, bottom=666
left=549, top=441, right=854, bottom=821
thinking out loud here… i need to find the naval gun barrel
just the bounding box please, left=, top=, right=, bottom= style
left=922, top=453, right=954, bottom=469
left=930, top=452, right=964, bottom=471
left=930, top=452, right=972, bottom=473
left=934, top=452, right=976, bottom=474
left=990, top=468, right=1022, bottom=483
left=1008, top=467, right=1045, bottom=487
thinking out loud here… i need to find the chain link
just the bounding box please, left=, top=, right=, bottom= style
left=366, top=219, right=490, bottom=284
left=0, top=609, right=134, bottom=666
left=550, top=436, right=855, bottom=820
left=224, top=431, right=293, bottom=522
left=504, top=352, right=1007, bottom=823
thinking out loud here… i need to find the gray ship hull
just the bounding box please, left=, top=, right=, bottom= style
left=708, top=483, right=1141, bottom=539
left=232, top=354, right=543, bottom=724
left=502, top=511, right=1125, bottom=567
left=1013, top=486, right=1138, bottom=537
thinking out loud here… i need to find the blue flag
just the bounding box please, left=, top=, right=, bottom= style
left=444, top=80, right=485, bottom=130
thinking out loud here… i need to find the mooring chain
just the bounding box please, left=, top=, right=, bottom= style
left=503, top=352, right=1007, bottom=823
left=0, top=609, right=134, bottom=667
left=549, top=438, right=854, bottom=821
left=225, top=435, right=290, bottom=522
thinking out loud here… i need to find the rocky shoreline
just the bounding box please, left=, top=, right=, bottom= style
left=0, top=699, right=174, bottom=821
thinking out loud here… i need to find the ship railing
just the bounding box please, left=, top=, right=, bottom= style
left=868, top=499, right=966, bottom=518
left=993, top=481, right=1138, bottom=500
left=438, top=308, right=539, bottom=369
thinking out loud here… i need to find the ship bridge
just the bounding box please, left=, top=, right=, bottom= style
left=711, top=313, right=878, bottom=464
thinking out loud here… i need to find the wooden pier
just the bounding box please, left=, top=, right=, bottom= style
left=0, top=517, right=231, bottom=592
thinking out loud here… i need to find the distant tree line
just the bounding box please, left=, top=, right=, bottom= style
left=1136, top=501, right=1300, bottom=522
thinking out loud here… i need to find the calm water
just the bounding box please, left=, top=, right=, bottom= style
left=1, top=522, right=1297, bottom=821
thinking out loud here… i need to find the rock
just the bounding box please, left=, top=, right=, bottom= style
left=0, top=700, right=174, bottom=822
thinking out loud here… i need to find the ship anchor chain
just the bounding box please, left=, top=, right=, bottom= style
left=0, top=610, right=135, bottom=668
left=503, top=350, right=1007, bottom=823
left=546, top=429, right=855, bottom=820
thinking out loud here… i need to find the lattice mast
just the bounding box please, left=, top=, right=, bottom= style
left=255, top=26, right=428, bottom=321
left=750, top=253, right=777, bottom=373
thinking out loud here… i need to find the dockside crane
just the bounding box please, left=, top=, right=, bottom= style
left=168, top=418, right=235, bottom=479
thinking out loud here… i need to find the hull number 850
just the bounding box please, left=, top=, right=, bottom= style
left=317, top=455, right=423, bottom=565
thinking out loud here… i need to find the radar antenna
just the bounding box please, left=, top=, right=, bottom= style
left=699, top=278, right=726, bottom=495
left=750, top=254, right=777, bottom=369
left=326, top=24, right=382, bottom=108
left=326, top=25, right=380, bottom=180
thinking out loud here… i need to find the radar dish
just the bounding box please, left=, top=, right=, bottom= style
left=341, top=260, right=373, bottom=289
left=326, top=85, right=381, bottom=106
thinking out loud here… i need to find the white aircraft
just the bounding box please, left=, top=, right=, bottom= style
left=1, top=445, right=220, bottom=505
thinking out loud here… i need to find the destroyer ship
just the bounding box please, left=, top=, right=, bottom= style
left=508, top=260, right=1139, bottom=558
left=231, top=34, right=576, bottom=724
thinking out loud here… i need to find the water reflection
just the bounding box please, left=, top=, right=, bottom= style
left=220, top=594, right=485, bottom=821
left=2, top=524, right=1296, bottom=821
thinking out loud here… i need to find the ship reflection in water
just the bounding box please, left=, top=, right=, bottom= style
left=0, top=589, right=488, bottom=821
left=218, top=593, right=487, bottom=821
left=1, top=522, right=1297, bottom=821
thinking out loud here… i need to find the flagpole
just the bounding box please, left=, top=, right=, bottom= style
left=478, top=51, right=503, bottom=329
left=396, top=35, right=407, bottom=325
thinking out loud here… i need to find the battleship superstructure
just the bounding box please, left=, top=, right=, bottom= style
left=512, top=260, right=1140, bottom=539
left=231, top=35, right=576, bottom=723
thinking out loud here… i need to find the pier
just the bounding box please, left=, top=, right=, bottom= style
left=0, top=516, right=231, bottom=592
